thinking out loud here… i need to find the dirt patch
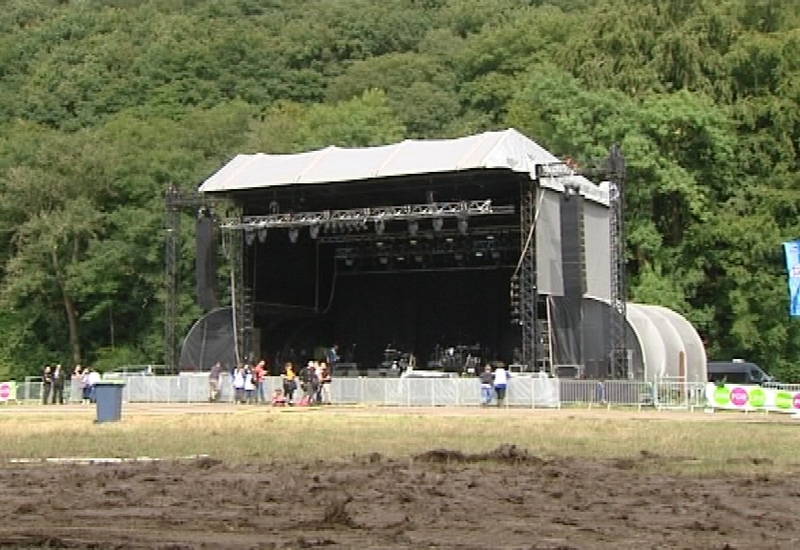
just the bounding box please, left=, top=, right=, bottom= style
left=0, top=447, right=798, bottom=549
left=415, top=443, right=544, bottom=465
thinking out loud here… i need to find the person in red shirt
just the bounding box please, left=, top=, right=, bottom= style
left=253, top=360, right=267, bottom=404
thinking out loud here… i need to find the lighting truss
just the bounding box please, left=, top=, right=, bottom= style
left=217, top=199, right=515, bottom=230
left=316, top=225, right=517, bottom=245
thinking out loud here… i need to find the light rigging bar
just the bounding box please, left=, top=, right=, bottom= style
left=217, top=199, right=515, bottom=230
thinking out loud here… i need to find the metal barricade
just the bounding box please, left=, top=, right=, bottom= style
left=0, top=374, right=735, bottom=412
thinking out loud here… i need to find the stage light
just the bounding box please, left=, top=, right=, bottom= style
left=475, top=251, right=484, bottom=258
left=409, top=239, right=417, bottom=246
left=375, top=218, right=385, bottom=235
left=379, top=256, right=389, bottom=265
left=345, top=258, right=354, bottom=267
left=288, top=227, right=299, bottom=243
left=457, top=217, right=468, bottom=235
left=309, top=224, right=320, bottom=240
left=257, top=226, right=267, bottom=243
left=414, top=255, right=423, bottom=263
left=408, top=220, right=419, bottom=236
left=245, top=229, right=255, bottom=246
left=432, top=217, right=444, bottom=232
left=397, top=256, right=405, bottom=262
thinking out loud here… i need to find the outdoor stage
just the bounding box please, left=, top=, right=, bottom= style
left=187, top=129, right=619, bottom=377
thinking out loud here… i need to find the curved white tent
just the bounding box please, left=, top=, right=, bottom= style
left=626, top=303, right=707, bottom=382
left=198, top=128, right=609, bottom=205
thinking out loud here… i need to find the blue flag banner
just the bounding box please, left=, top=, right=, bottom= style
left=783, top=241, right=800, bottom=317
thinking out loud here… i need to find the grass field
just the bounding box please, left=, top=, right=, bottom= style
left=1, top=404, right=798, bottom=474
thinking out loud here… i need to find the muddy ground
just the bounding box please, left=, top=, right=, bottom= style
left=0, top=445, right=798, bottom=550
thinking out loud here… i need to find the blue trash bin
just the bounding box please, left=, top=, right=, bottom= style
left=95, top=382, right=125, bottom=423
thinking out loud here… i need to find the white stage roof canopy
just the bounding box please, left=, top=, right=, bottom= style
left=198, top=128, right=609, bottom=206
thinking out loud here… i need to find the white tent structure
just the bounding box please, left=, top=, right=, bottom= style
left=198, top=128, right=609, bottom=205
left=626, top=303, right=707, bottom=382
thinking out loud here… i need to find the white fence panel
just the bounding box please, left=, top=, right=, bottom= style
left=9, top=374, right=761, bottom=412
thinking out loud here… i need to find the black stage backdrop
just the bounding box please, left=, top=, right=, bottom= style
left=247, top=232, right=518, bottom=370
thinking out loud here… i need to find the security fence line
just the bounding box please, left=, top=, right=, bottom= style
left=5, top=375, right=728, bottom=410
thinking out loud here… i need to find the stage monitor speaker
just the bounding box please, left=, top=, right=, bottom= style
left=335, top=362, right=358, bottom=377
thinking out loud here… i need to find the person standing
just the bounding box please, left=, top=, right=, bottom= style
left=493, top=365, right=509, bottom=408
left=253, top=360, right=266, bottom=404
left=301, top=361, right=320, bottom=406
left=71, top=365, right=83, bottom=403
left=81, top=368, right=92, bottom=404
left=41, top=365, right=53, bottom=405
left=282, top=362, right=297, bottom=406
left=244, top=365, right=256, bottom=404
left=480, top=365, right=494, bottom=406
left=232, top=365, right=246, bottom=404
left=208, top=362, right=222, bottom=402
left=52, top=364, right=66, bottom=404
left=87, top=368, right=101, bottom=403
left=326, top=344, right=340, bottom=374
left=319, top=362, right=332, bottom=405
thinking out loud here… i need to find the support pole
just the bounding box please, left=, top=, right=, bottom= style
left=164, top=185, right=181, bottom=374
left=226, top=223, right=245, bottom=368
left=518, top=178, right=538, bottom=371
left=607, top=145, right=628, bottom=378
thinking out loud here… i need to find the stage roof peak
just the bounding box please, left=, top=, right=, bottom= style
left=198, top=128, right=609, bottom=205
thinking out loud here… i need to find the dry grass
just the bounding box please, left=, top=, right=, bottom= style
left=1, top=405, right=798, bottom=474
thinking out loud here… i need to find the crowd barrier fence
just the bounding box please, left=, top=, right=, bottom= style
left=7, top=375, right=717, bottom=410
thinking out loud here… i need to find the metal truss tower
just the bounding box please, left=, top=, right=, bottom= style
left=518, top=178, right=538, bottom=371
left=607, top=145, right=628, bottom=378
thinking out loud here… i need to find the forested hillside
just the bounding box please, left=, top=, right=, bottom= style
left=1, top=0, right=799, bottom=380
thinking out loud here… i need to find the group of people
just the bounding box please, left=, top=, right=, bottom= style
left=230, top=360, right=269, bottom=404
left=206, top=357, right=335, bottom=407
left=40, top=364, right=101, bottom=404
left=279, top=360, right=332, bottom=406
left=479, top=364, right=510, bottom=407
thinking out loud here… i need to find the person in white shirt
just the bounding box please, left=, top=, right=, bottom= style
left=493, top=366, right=509, bottom=407
left=244, top=366, right=255, bottom=404
left=87, top=369, right=101, bottom=404
left=232, top=365, right=246, bottom=403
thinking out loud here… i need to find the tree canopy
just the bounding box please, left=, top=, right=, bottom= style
left=1, top=0, right=799, bottom=381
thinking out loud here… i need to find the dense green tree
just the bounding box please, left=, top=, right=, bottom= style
left=0, top=0, right=798, bottom=381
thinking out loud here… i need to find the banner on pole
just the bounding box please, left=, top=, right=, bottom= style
left=705, top=383, right=800, bottom=413
left=0, top=381, right=16, bottom=403
left=782, top=240, right=800, bottom=317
